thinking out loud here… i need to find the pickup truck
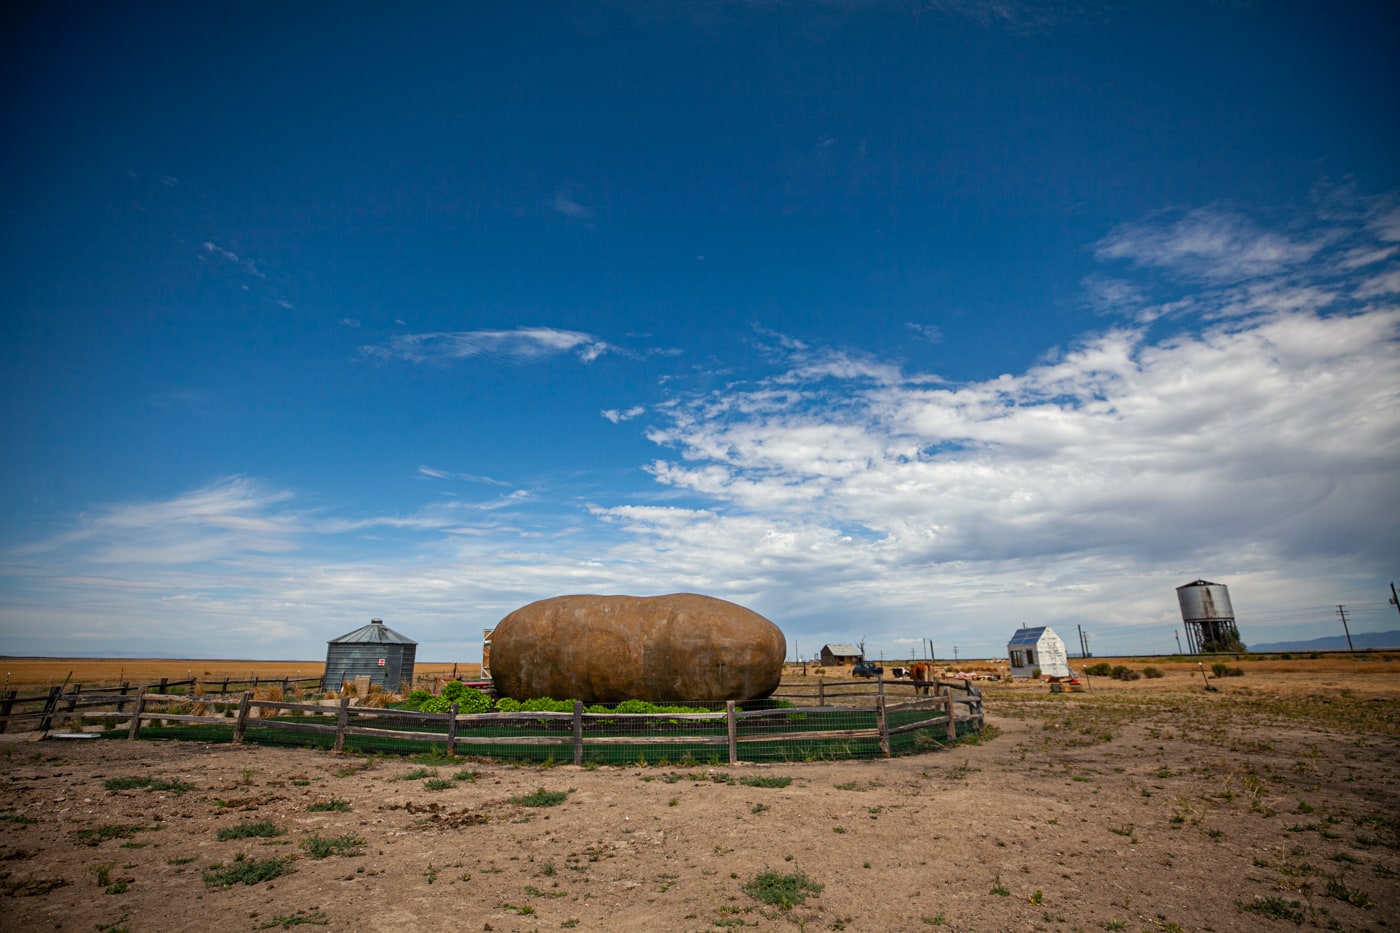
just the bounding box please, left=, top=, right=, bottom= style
left=851, top=661, right=883, bottom=678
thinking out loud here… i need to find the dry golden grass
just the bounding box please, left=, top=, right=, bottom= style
left=0, top=658, right=480, bottom=692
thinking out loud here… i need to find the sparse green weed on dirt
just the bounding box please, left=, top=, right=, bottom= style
left=307, top=798, right=349, bottom=812
left=511, top=787, right=572, bottom=807
left=217, top=820, right=283, bottom=840
left=202, top=853, right=290, bottom=887
left=742, top=868, right=823, bottom=909
left=302, top=833, right=365, bottom=859
left=1238, top=896, right=1306, bottom=923
left=257, top=909, right=330, bottom=928
left=102, top=776, right=194, bottom=796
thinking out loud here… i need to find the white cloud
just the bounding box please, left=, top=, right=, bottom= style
left=361, top=327, right=613, bottom=365
left=602, top=406, right=646, bottom=424
left=1095, top=208, right=1321, bottom=282
left=906, top=322, right=944, bottom=343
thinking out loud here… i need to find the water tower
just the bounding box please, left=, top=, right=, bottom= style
left=1176, top=579, right=1241, bottom=654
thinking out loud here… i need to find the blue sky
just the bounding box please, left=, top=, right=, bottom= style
left=3, top=1, right=1398, bottom=663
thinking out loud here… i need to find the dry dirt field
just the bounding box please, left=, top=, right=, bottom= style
left=1, top=658, right=1396, bottom=933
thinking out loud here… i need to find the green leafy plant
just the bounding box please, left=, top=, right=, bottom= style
left=302, top=833, right=365, bottom=859
left=203, top=854, right=290, bottom=887
left=511, top=787, right=572, bottom=807
left=1238, top=896, right=1305, bottom=923
left=742, top=868, right=823, bottom=909
left=217, top=820, right=283, bottom=841
left=307, top=798, right=349, bottom=812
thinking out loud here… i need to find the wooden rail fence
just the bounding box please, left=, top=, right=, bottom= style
left=4, top=682, right=983, bottom=764
left=0, top=677, right=324, bottom=735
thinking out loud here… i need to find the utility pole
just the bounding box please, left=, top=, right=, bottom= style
left=1390, top=582, right=1400, bottom=619
left=1174, top=630, right=1182, bottom=655
left=1336, top=605, right=1355, bottom=653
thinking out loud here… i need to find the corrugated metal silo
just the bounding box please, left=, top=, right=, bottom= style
left=1176, top=579, right=1242, bottom=654
left=323, top=619, right=418, bottom=693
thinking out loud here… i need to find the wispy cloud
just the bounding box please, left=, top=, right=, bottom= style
left=1095, top=208, right=1322, bottom=282
left=200, top=240, right=295, bottom=308
left=201, top=241, right=265, bottom=279
left=361, top=327, right=614, bottom=365
left=602, top=406, right=646, bottom=424
left=417, top=465, right=513, bottom=487
left=551, top=188, right=593, bottom=220
left=905, top=322, right=943, bottom=343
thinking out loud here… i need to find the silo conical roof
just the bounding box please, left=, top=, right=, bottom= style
left=327, top=619, right=417, bottom=645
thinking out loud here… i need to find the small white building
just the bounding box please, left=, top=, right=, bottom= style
left=1006, top=626, right=1071, bottom=679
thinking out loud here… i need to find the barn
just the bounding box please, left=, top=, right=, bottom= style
left=323, top=618, right=418, bottom=693
left=818, top=643, right=863, bottom=667
left=1006, top=626, right=1071, bottom=680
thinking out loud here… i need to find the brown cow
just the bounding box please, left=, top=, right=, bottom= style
left=909, top=661, right=937, bottom=695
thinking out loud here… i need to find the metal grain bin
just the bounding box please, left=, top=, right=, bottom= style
left=1176, top=579, right=1241, bottom=653
left=323, top=619, right=418, bottom=693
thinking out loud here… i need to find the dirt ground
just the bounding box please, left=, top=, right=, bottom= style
left=1, top=662, right=1396, bottom=932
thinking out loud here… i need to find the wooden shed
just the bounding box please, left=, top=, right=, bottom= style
left=818, top=643, right=863, bottom=667
left=1006, top=626, right=1071, bottom=680
left=324, top=619, right=418, bottom=693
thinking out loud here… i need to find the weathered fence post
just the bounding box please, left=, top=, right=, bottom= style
left=232, top=691, right=252, bottom=744
left=726, top=700, right=738, bottom=765
left=281, top=678, right=290, bottom=696
left=65, top=683, right=82, bottom=713
left=38, top=685, right=62, bottom=735
left=876, top=695, right=891, bottom=758
left=817, top=677, right=825, bottom=707
left=572, top=700, right=584, bottom=766
left=157, top=677, right=168, bottom=695
left=0, top=689, right=15, bottom=734
left=126, top=688, right=148, bottom=740
left=446, top=703, right=459, bottom=758
left=116, top=681, right=131, bottom=714
left=333, top=694, right=351, bottom=752
left=220, top=677, right=229, bottom=696
left=945, top=693, right=957, bottom=743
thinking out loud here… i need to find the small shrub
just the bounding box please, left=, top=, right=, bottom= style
left=423, top=778, right=454, bottom=791
left=302, top=833, right=365, bottom=859
left=511, top=788, right=572, bottom=808
left=307, top=798, right=349, bottom=813
left=1239, top=896, right=1306, bottom=923
left=1142, top=666, right=1164, bottom=679
left=1084, top=662, right=1113, bottom=677
left=742, top=868, right=823, bottom=909
left=203, top=854, right=289, bottom=887
left=216, top=820, right=283, bottom=841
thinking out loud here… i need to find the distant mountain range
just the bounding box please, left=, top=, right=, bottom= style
left=1249, top=631, right=1400, bottom=652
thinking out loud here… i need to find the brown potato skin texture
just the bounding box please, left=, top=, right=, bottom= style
left=490, top=594, right=786, bottom=704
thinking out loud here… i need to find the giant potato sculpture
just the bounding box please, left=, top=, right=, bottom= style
left=490, top=593, right=785, bottom=704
